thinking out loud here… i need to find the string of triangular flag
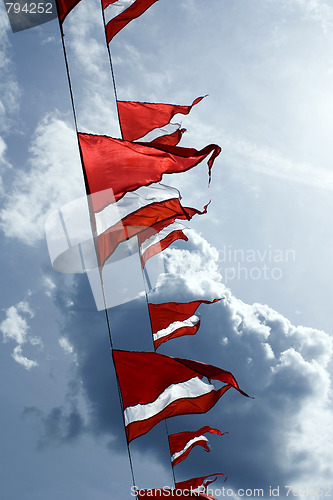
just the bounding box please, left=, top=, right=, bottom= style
left=44, top=1, right=253, bottom=497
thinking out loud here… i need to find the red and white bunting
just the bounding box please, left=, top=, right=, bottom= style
left=87, top=183, right=210, bottom=267
left=134, top=489, right=218, bottom=499
left=92, top=183, right=189, bottom=266
left=117, top=96, right=205, bottom=142
left=56, top=0, right=81, bottom=23
left=112, top=350, right=249, bottom=442
left=169, top=426, right=224, bottom=467
left=148, top=300, right=220, bottom=349
left=138, top=222, right=188, bottom=267
left=176, top=474, right=227, bottom=493
left=102, top=0, right=160, bottom=43
left=78, top=133, right=221, bottom=205
left=137, top=125, right=186, bottom=146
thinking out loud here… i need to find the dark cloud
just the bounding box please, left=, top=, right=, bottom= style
left=30, top=232, right=333, bottom=494
left=23, top=405, right=85, bottom=449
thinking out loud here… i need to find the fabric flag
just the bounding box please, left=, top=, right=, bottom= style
left=150, top=128, right=186, bottom=147
left=176, top=474, right=227, bottom=492
left=169, top=426, right=225, bottom=467
left=138, top=222, right=188, bottom=268
left=102, top=0, right=159, bottom=43
left=134, top=140, right=220, bottom=187
left=148, top=299, right=220, bottom=349
left=139, top=200, right=211, bottom=243
left=78, top=133, right=221, bottom=204
left=117, top=96, right=205, bottom=142
left=56, top=0, right=82, bottom=23
left=182, top=201, right=211, bottom=220
left=112, top=350, right=249, bottom=442
left=94, top=183, right=191, bottom=267
left=134, top=489, right=217, bottom=499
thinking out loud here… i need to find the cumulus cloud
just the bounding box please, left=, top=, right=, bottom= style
left=167, top=233, right=333, bottom=487
left=29, top=229, right=333, bottom=489
left=149, top=229, right=224, bottom=303
left=0, top=1, right=127, bottom=248
left=0, top=113, right=84, bottom=245
left=0, top=297, right=41, bottom=370
left=3, top=1, right=331, bottom=495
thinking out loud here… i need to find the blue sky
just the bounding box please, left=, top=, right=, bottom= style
left=1, top=0, right=333, bottom=499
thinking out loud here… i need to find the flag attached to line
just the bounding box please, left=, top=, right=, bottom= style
left=102, top=0, right=159, bottom=43
left=149, top=127, right=186, bottom=147
left=176, top=474, right=227, bottom=492
left=117, top=96, right=205, bottom=142
left=86, top=183, right=210, bottom=268
left=169, top=426, right=225, bottom=467
left=134, top=489, right=218, bottom=499
left=138, top=222, right=188, bottom=268
left=93, top=183, right=191, bottom=266
left=56, top=0, right=81, bottom=23
left=148, top=299, right=220, bottom=349
left=78, top=133, right=221, bottom=204
left=112, top=350, right=249, bottom=442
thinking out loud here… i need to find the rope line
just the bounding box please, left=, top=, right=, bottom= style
left=139, top=253, right=177, bottom=487
left=56, top=9, right=138, bottom=497
left=100, top=2, right=124, bottom=139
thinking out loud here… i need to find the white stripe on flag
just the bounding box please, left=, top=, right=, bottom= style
left=140, top=222, right=186, bottom=254
left=94, top=184, right=180, bottom=236
left=135, top=123, right=180, bottom=143
left=171, top=436, right=208, bottom=464
left=104, top=0, right=135, bottom=24
left=124, top=376, right=214, bottom=426
left=153, top=315, right=200, bottom=342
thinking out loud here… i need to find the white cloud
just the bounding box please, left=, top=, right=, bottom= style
left=0, top=113, right=84, bottom=245
left=0, top=2, right=128, bottom=248
left=0, top=298, right=41, bottom=370
left=58, top=336, right=78, bottom=366
left=12, top=345, right=38, bottom=370
left=224, top=132, right=333, bottom=191
left=150, top=230, right=333, bottom=483
left=0, top=300, right=33, bottom=344
left=2, top=0, right=331, bottom=490
left=182, top=120, right=333, bottom=194
left=0, top=135, right=10, bottom=194
left=43, top=276, right=57, bottom=298
left=59, top=336, right=74, bottom=355
left=0, top=136, right=9, bottom=166
left=37, top=227, right=332, bottom=485
left=149, top=229, right=224, bottom=303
